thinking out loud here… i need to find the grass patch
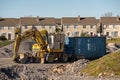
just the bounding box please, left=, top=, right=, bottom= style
left=107, top=38, right=120, bottom=43
left=81, top=51, right=120, bottom=77
left=0, top=40, right=14, bottom=48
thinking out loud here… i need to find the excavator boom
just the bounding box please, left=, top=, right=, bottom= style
left=13, top=28, right=48, bottom=63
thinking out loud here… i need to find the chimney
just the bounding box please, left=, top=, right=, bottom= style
left=77, top=15, right=80, bottom=21
left=36, top=16, right=39, bottom=22
left=99, top=17, right=102, bottom=22
left=117, top=15, right=119, bottom=21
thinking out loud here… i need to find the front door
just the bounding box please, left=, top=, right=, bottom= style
left=8, top=33, right=11, bottom=40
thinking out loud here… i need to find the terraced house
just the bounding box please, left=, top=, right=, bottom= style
left=20, top=16, right=57, bottom=33
left=0, top=18, right=19, bottom=40
left=61, top=16, right=99, bottom=37
left=101, top=15, right=120, bottom=38
left=0, top=15, right=120, bottom=40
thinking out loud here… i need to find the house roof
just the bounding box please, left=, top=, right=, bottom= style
left=62, top=17, right=99, bottom=25
left=100, top=17, right=120, bottom=25
left=0, top=18, right=19, bottom=26
left=1, top=16, right=120, bottom=27
left=20, top=17, right=56, bottom=26
left=20, top=17, right=36, bottom=26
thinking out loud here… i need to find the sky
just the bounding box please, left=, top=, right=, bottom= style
left=0, top=0, right=120, bottom=19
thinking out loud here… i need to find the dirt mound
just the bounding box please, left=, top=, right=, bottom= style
left=0, top=64, right=52, bottom=80
left=49, top=59, right=89, bottom=80
left=0, top=59, right=90, bottom=80
left=81, top=51, right=120, bottom=77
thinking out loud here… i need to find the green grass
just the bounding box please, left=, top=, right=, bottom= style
left=81, top=51, right=120, bottom=76
left=0, top=40, right=14, bottom=48
left=107, top=38, right=120, bottom=43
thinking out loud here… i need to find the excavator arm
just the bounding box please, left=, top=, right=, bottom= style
left=13, top=28, right=48, bottom=63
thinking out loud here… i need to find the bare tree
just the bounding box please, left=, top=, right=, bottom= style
left=102, top=12, right=113, bottom=17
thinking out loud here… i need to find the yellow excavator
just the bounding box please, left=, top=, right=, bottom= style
left=13, top=27, right=68, bottom=64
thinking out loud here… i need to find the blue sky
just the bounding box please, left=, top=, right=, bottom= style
left=0, top=0, right=120, bottom=18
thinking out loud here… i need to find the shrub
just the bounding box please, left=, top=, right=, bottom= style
left=81, top=32, right=90, bottom=37
left=0, top=36, right=7, bottom=41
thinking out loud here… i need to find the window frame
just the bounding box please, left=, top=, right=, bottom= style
left=42, top=25, right=45, bottom=29
left=1, top=33, right=6, bottom=36
left=24, top=25, right=28, bottom=29
left=90, top=25, right=93, bottom=29
left=111, top=31, right=118, bottom=37
left=106, top=25, right=109, bottom=29
left=74, top=25, right=77, bottom=29
left=66, top=25, right=69, bottom=29
left=8, top=26, right=12, bottom=30
left=0, top=26, right=4, bottom=30
left=32, top=25, right=36, bottom=29
left=49, top=26, right=52, bottom=29
left=113, top=25, right=117, bottom=29
left=83, top=25, right=86, bottom=28
left=106, top=32, right=109, bottom=36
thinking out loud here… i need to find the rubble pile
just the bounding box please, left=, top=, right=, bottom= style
left=65, top=59, right=89, bottom=74
left=0, top=59, right=90, bottom=80
left=0, top=60, right=120, bottom=80
left=48, top=59, right=89, bottom=80
left=106, top=43, right=120, bottom=53
left=0, top=64, right=52, bottom=80
left=0, top=44, right=14, bottom=58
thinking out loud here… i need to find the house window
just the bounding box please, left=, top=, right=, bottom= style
left=106, top=32, right=109, bottom=36
left=32, top=25, right=35, bottom=29
left=74, top=32, right=79, bottom=36
left=111, top=31, right=118, bottom=37
left=106, top=25, right=109, bottom=29
left=114, top=31, right=118, bottom=37
left=90, top=25, right=93, bottom=29
left=42, top=25, right=45, bottom=29
left=0, top=26, right=4, bottom=30
left=74, top=25, right=77, bottom=29
left=8, top=33, right=11, bottom=40
left=113, top=25, right=117, bottom=29
left=1, top=33, right=6, bottom=36
left=83, top=25, right=86, bottom=28
left=49, top=26, right=52, bottom=29
left=66, top=25, right=69, bottom=29
left=67, top=32, right=70, bottom=36
left=8, top=26, right=12, bottom=30
left=24, top=25, right=28, bottom=29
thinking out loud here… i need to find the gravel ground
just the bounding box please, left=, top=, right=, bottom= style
left=0, top=41, right=120, bottom=80
left=0, top=58, right=120, bottom=80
